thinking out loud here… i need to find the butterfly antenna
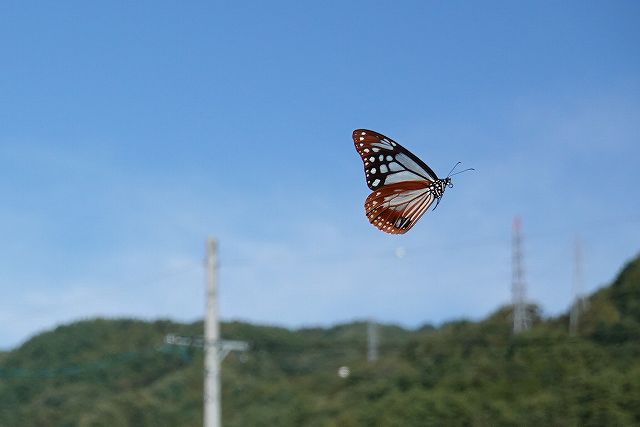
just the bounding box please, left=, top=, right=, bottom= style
left=449, top=167, right=476, bottom=177
left=446, top=162, right=462, bottom=178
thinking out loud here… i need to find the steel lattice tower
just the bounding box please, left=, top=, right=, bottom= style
left=570, top=237, right=587, bottom=336
left=512, top=217, right=530, bottom=333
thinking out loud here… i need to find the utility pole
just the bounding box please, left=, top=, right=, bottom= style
left=570, top=237, right=587, bottom=336
left=205, top=238, right=220, bottom=427
left=512, top=217, right=530, bottom=333
left=163, top=238, right=248, bottom=427
left=367, top=319, right=379, bottom=362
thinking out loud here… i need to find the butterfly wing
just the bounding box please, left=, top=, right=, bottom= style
left=352, top=129, right=439, bottom=191
left=352, top=129, right=443, bottom=234
left=365, top=181, right=436, bottom=234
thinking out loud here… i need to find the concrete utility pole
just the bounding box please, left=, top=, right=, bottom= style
left=512, top=217, right=530, bottom=333
left=164, top=238, right=248, bottom=427
left=367, top=319, right=379, bottom=362
left=204, top=238, right=220, bottom=427
left=570, top=237, right=587, bottom=336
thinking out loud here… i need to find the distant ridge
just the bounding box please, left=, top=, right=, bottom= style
left=1, top=254, right=639, bottom=426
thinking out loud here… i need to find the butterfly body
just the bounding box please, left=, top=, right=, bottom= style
left=353, top=129, right=454, bottom=234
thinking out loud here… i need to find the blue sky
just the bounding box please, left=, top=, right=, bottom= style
left=1, top=1, right=639, bottom=348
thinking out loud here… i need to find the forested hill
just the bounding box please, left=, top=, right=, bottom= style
left=1, top=254, right=639, bottom=426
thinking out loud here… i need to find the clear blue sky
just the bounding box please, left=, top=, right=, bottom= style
left=1, top=1, right=639, bottom=348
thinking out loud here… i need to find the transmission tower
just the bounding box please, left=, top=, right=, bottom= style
left=570, top=237, right=587, bottom=336
left=512, top=217, right=530, bottom=333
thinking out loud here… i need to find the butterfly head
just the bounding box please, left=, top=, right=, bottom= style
left=445, top=177, right=453, bottom=189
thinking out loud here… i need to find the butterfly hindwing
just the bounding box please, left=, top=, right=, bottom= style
left=365, top=181, right=436, bottom=234
left=352, top=129, right=439, bottom=191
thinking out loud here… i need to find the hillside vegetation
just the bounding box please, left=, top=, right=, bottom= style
left=1, top=254, right=639, bottom=426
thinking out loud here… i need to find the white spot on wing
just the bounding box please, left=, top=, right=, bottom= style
left=388, top=162, right=403, bottom=172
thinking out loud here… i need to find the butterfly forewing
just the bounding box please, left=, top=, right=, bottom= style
left=352, top=129, right=439, bottom=191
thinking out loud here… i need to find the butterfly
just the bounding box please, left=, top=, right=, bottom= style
left=352, top=129, right=472, bottom=234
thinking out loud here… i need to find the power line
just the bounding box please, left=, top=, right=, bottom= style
left=0, top=346, right=189, bottom=379
left=217, top=214, right=640, bottom=269
left=2, top=324, right=628, bottom=381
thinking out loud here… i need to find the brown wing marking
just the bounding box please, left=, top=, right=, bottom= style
left=364, top=181, right=436, bottom=234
